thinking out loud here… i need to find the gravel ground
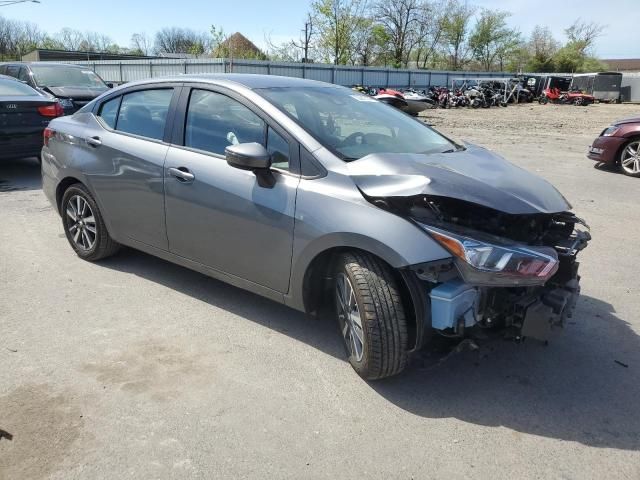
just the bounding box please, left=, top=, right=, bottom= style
left=1, top=102, right=639, bottom=480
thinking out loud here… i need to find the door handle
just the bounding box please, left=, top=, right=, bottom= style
left=86, top=136, right=102, bottom=147
left=168, top=167, right=195, bottom=182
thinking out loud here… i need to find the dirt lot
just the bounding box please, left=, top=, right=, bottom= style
left=1, top=103, right=640, bottom=479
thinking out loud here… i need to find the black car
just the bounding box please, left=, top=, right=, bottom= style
left=0, top=75, right=63, bottom=161
left=0, top=63, right=110, bottom=114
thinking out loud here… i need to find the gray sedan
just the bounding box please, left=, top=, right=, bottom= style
left=41, top=74, right=589, bottom=379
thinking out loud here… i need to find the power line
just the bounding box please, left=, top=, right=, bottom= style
left=0, top=0, right=40, bottom=6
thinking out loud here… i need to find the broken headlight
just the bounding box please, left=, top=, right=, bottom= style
left=419, top=223, right=559, bottom=286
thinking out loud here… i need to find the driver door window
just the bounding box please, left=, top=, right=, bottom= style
left=18, top=67, right=30, bottom=82
left=184, top=89, right=265, bottom=156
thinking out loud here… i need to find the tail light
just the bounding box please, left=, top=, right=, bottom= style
left=38, top=102, right=64, bottom=118
left=43, top=127, right=55, bottom=147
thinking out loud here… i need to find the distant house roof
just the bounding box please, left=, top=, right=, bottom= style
left=602, top=59, right=640, bottom=72
left=219, top=32, right=264, bottom=58
left=22, top=49, right=160, bottom=62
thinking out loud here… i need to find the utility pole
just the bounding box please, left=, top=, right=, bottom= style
left=292, top=14, right=313, bottom=63
left=302, top=20, right=311, bottom=63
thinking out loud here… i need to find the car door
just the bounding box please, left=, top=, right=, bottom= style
left=83, top=85, right=180, bottom=250
left=163, top=86, right=300, bottom=293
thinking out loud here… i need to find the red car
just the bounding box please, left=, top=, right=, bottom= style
left=588, top=116, right=640, bottom=177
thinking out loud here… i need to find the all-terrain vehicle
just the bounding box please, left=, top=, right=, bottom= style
left=539, top=87, right=595, bottom=106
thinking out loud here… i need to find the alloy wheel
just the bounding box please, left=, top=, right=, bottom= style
left=66, top=195, right=97, bottom=250
left=336, top=273, right=364, bottom=362
left=621, top=141, right=640, bottom=175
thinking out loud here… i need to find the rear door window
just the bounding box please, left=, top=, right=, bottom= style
left=6, top=66, right=19, bottom=79
left=115, top=89, right=173, bottom=141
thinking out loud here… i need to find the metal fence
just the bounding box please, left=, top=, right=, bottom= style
left=54, top=57, right=510, bottom=89
left=621, top=73, right=640, bottom=102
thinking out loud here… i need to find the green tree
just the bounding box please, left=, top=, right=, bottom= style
left=552, top=19, right=607, bottom=73
left=414, top=0, right=447, bottom=69
left=553, top=42, right=605, bottom=73
left=312, top=0, right=369, bottom=65
left=523, top=25, right=558, bottom=72
left=374, top=0, right=422, bottom=68
left=440, top=0, right=476, bottom=70
left=469, top=9, right=519, bottom=71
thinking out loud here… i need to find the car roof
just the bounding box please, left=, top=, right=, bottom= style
left=1, top=62, right=87, bottom=69
left=123, top=74, right=341, bottom=90
left=24, top=63, right=87, bottom=69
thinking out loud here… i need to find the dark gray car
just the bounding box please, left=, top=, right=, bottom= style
left=0, top=62, right=109, bottom=114
left=41, top=74, right=590, bottom=379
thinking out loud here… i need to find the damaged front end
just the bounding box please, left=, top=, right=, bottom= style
left=377, top=194, right=590, bottom=347
left=347, top=147, right=590, bottom=348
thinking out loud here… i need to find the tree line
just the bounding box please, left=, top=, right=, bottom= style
left=0, top=1, right=607, bottom=73
left=271, top=0, right=607, bottom=72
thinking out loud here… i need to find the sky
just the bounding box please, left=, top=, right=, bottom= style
left=2, top=0, right=639, bottom=59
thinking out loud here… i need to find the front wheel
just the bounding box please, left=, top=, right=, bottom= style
left=61, top=183, right=120, bottom=261
left=619, top=139, right=640, bottom=177
left=334, top=252, right=408, bottom=380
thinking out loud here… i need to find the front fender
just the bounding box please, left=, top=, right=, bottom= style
left=284, top=172, right=451, bottom=311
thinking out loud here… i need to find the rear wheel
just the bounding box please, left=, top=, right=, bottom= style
left=334, top=251, right=408, bottom=380
left=61, top=184, right=120, bottom=261
left=619, top=139, right=640, bottom=177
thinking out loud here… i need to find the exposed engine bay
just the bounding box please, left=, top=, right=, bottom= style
left=367, top=193, right=591, bottom=346
left=373, top=194, right=587, bottom=248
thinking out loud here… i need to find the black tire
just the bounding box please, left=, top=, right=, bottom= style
left=334, top=251, right=408, bottom=380
left=61, top=183, right=120, bottom=261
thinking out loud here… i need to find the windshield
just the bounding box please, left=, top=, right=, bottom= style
left=258, top=86, right=454, bottom=160
left=30, top=66, right=107, bottom=88
left=0, top=78, right=39, bottom=96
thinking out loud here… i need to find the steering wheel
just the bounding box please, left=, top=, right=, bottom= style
left=341, top=132, right=366, bottom=146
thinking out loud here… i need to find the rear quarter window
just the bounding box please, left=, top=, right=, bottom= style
left=0, top=78, right=38, bottom=96
left=97, top=96, right=121, bottom=129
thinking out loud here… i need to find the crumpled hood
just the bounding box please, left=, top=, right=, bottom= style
left=346, top=144, right=571, bottom=215
left=43, top=86, right=107, bottom=100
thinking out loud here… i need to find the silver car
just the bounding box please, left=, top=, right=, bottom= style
left=41, top=74, right=590, bottom=379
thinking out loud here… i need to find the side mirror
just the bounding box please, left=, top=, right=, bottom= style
left=225, top=142, right=271, bottom=171
left=106, top=82, right=115, bottom=88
